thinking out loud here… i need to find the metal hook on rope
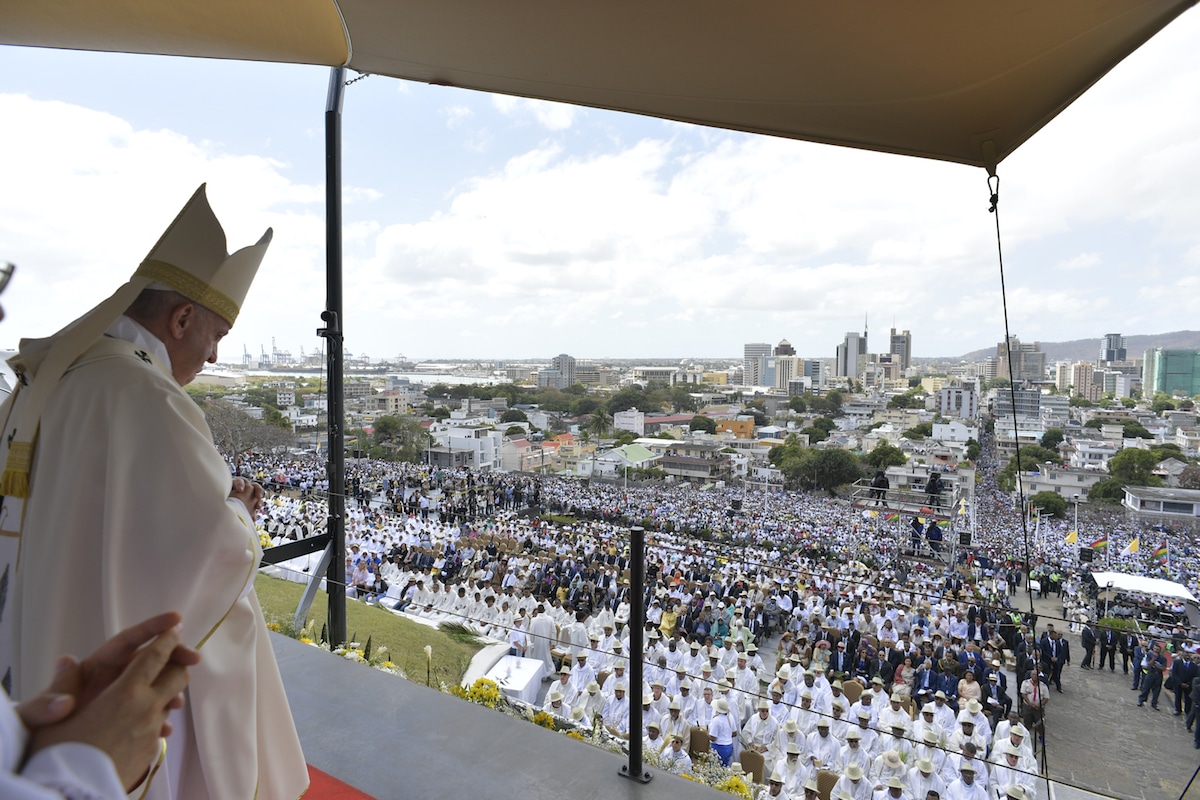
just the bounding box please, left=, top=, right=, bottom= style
left=988, top=174, right=1000, bottom=214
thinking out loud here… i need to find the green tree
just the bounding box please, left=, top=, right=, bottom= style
left=670, top=387, right=699, bottom=413
left=1120, top=397, right=1137, bottom=408
left=1121, top=420, right=1153, bottom=439
left=588, top=409, right=613, bottom=440
left=788, top=395, right=808, bottom=414
left=984, top=377, right=1011, bottom=391
left=902, top=422, right=934, bottom=440
left=800, top=426, right=828, bottom=444
left=538, top=388, right=574, bottom=413
left=689, top=415, right=717, bottom=434
left=863, top=441, right=908, bottom=470
left=371, top=414, right=433, bottom=462
left=500, top=408, right=528, bottom=423
left=965, top=438, right=981, bottom=461
left=607, top=387, right=653, bottom=414
left=1041, top=428, right=1065, bottom=451
left=572, top=397, right=600, bottom=417
left=1029, top=491, right=1067, bottom=519
left=751, top=411, right=770, bottom=427
left=1069, top=396, right=1093, bottom=408
left=1107, top=448, right=1161, bottom=486
left=505, top=425, right=526, bottom=437
left=801, top=449, right=861, bottom=493
left=1087, top=477, right=1127, bottom=503
left=1151, top=393, right=1177, bottom=414
left=888, top=392, right=920, bottom=409
left=613, top=430, right=637, bottom=446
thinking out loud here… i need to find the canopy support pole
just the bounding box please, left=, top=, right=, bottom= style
left=319, top=66, right=347, bottom=649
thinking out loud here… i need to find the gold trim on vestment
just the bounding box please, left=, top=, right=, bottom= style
left=135, top=259, right=241, bottom=325
left=135, top=737, right=168, bottom=800
left=195, top=527, right=258, bottom=650
left=0, top=530, right=19, bottom=538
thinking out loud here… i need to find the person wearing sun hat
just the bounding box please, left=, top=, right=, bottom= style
left=0, top=185, right=306, bottom=800
left=907, top=755, right=947, bottom=800
left=833, top=761, right=872, bottom=800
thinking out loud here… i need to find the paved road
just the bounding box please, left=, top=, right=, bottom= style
left=1018, top=592, right=1199, bottom=800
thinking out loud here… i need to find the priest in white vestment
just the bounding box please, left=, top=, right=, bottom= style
left=0, top=186, right=307, bottom=800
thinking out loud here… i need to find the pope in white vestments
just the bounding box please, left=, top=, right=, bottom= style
left=0, top=186, right=307, bottom=800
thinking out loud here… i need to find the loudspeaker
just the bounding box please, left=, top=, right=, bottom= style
left=1079, top=548, right=1094, bottom=563
left=958, top=531, right=972, bottom=546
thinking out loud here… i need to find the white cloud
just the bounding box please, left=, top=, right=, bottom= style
left=491, top=94, right=580, bottom=131
left=0, top=93, right=326, bottom=356
left=1057, top=253, right=1101, bottom=271
left=442, top=104, right=473, bottom=128
left=3, top=7, right=1200, bottom=360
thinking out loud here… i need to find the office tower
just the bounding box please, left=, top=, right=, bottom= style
left=743, top=342, right=772, bottom=386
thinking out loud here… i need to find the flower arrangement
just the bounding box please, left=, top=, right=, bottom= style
left=713, top=774, right=752, bottom=799
left=452, top=677, right=503, bottom=708
left=531, top=711, right=557, bottom=731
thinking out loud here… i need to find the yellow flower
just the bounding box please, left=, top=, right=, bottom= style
left=266, top=622, right=281, bottom=632
left=715, top=775, right=752, bottom=799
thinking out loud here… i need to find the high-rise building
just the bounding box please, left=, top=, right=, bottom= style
left=995, top=336, right=1046, bottom=383
left=773, top=356, right=802, bottom=390
left=889, top=327, right=912, bottom=371
left=1143, top=348, right=1200, bottom=396
left=803, top=360, right=826, bottom=388
left=1070, top=361, right=1103, bottom=402
left=774, top=339, right=796, bottom=356
left=835, top=329, right=867, bottom=378
left=743, top=342, right=772, bottom=386
left=538, top=353, right=576, bottom=389
left=1099, top=333, right=1127, bottom=363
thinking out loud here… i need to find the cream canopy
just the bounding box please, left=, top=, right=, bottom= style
left=3, top=0, right=1195, bottom=170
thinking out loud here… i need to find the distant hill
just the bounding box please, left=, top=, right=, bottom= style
left=957, top=331, right=1200, bottom=363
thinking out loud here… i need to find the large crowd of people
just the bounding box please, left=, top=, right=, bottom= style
left=241, top=431, right=1200, bottom=796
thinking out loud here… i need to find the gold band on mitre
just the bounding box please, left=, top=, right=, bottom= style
left=135, top=258, right=241, bottom=326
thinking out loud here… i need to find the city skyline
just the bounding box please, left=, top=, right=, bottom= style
left=216, top=325, right=1199, bottom=366
left=2, top=10, right=1200, bottom=359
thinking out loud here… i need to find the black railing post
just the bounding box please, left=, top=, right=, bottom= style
left=619, top=525, right=652, bottom=783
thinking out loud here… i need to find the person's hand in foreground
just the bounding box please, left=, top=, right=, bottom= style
left=19, top=611, right=201, bottom=790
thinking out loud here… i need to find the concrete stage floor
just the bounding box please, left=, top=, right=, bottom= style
left=272, top=634, right=723, bottom=799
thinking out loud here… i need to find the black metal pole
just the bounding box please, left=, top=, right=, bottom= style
left=321, top=66, right=347, bottom=649
left=619, top=525, right=652, bottom=783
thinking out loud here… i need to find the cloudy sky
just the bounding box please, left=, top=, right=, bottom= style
left=2, top=12, right=1199, bottom=363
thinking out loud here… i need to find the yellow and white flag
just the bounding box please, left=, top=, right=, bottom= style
left=1121, top=537, right=1139, bottom=557
left=1065, top=530, right=1077, bottom=544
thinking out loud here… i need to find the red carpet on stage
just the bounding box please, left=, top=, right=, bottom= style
left=307, top=765, right=376, bottom=800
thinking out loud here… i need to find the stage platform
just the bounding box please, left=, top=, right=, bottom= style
left=272, top=634, right=724, bottom=799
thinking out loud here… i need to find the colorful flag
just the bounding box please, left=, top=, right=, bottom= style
left=1152, top=542, right=1168, bottom=562
left=884, top=513, right=899, bottom=522
left=1090, top=537, right=1108, bottom=551
left=1065, top=530, right=1077, bottom=544
left=1120, top=537, right=1139, bottom=556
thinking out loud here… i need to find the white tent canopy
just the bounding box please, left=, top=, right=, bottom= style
left=1089, top=571, right=1198, bottom=605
